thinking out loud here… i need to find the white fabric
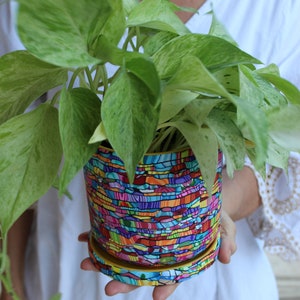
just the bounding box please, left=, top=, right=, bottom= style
left=246, top=153, right=300, bottom=261
left=0, top=3, right=23, bottom=55
left=1, top=0, right=300, bottom=299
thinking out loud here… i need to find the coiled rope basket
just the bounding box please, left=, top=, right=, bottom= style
left=84, top=146, right=223, bottom=286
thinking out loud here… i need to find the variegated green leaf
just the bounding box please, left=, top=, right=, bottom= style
left=59, top=88, right=101, bottom=193
left=153, top=34, right=261, bottom=79
left=17, top=0, right=125, bottom=67
left=102, top=71, right=160, bottom=182
left=232, top=96, right=268, bottom=169
left=0, top=104, right=62, bottom=233
left=184, top=98, right=224, bottom=129
left=167, top=56, right=230, bottom=97
left=123, top=0, right=139, bottom=15
left=208, top=10, right=237, bottom=45
left=170, top=120, right=219, bottom=194
left=258, top=72, right=300, bottom=105
left=159, top=89, right=198, bottom=124
left=127, top=0, right=189, bottom=35
left=0, top=51, right=67, bottom=124
left=91, top=36, right=161, bottom=100
left=267, top=104, right=300, bottom=151
left=206, top=108, right=245, bottom=177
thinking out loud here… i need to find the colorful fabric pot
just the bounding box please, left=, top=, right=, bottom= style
left=84, top=146, right=223, bottom=286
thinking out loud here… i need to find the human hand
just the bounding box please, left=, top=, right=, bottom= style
left=78, top=210, right=236, bottom=300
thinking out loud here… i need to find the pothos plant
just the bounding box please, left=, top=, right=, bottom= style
left=1, top=0, right=300, bottom=297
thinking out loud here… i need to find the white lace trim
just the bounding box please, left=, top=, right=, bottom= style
left=246, top=152, right=300, bottom=261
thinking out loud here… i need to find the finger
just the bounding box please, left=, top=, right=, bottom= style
left=152, top=284, right=179, bottom=300
left=218, top=211, right=237, bottom=264
left=81, top=259, right=139, bottom=295
left=78, top=232, right=89, bottom=242
left=105, top=280, right=139, bottom=296
left=80, top=257, right=99, bottom=272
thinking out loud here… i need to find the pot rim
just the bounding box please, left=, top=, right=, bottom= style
left=98, top=144, right=193, bottom=157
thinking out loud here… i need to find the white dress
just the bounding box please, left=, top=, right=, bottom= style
left=1, top=1, right=299, bottom=300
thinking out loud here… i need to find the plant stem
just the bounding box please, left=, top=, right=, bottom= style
left=68, top=68, right=83, bottom=90
left=0, top=232, right=19, bottom=300
left=162, top=127, right=177, bottom=151
left=135, top=27, right=141, bottom=49
left=95, top=65, right=108, bottom=96
left=50, top=90, right=61, bottom=107
left=0, top=274, right=20, bottom=300
left=122, top=28, right=136, bottom=51
left=77, top=73, right=91, bottom=89
left=149, top=122, right=189, bottom=153
left=148, top=126, right=173, bottom=152
left=0, top=229, right=7, bottom=274
left=84, top=67, right=95, bottom=91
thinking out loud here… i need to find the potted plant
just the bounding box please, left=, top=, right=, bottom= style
left=1, top=0, right=300, bottom=294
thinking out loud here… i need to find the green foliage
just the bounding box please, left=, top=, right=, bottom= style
left=101, top=71, right=160, bottom=181
left=0, top=51, right=68, bottom=124
left=49, top=294, right=62, bottom=300
left=1, top=2, right=300, bottom=298
left=126, top=0, right=189, bottom=34
left=268, top=105, right=300, bottom=151
left=0, top=104, right=62, bottom=232
left=59, top=87, right=101, bottom=194
left=17, top=0, right=125, bottom=67
left=152, top=34, right=261, bottom=79
left=0, top=0, right=299, bottom=236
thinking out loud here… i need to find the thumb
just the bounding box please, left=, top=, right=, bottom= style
left=218, top=210, right=237, bottom=264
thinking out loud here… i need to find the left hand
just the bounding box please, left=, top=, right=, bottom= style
left=78, top=232, right=179, bottom=299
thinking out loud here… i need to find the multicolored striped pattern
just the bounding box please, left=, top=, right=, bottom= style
left=84, top=146, right=223, bottom=285
left=88, top=231, right=220, bottom=286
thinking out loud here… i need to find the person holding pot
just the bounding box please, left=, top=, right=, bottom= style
left=77, top=0, right=300, bottom=299
left=1, top=0, right=300, bottom=300
left=70, top=0, right=300, bottom=299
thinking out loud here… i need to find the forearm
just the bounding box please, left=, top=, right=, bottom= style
left=221, top=166, right=262, bottom=222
